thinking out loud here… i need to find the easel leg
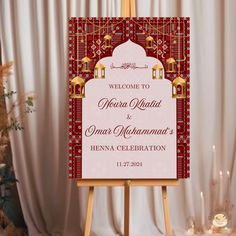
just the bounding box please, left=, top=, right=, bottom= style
left=124, top=181, right=130, bottom=236
left=162, top=186, right=171, bottom=236
left=84, top=186, right=94, bottom=236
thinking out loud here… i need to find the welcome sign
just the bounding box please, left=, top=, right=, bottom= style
left=68, top=18, right=190, bottom=179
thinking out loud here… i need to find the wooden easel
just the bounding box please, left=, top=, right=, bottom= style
left=77, top=179, right=178, bottom=236
left=78, top=2, right=178, bottom=236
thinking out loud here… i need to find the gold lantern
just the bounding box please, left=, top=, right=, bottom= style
left=81, top=56, right=91, bottom=72
left=166, top=57, right=176, bottom=72
left=94, top=63, right=105, bottom=79
left=172, top=76, right=186, bottom=99
left=104, top=35, right=112, bottom=48
left=70, top=76, right=85, bottom=98
left=145, top=36, right=154, bottom=49
left=152, top=64, right=163, bottom=79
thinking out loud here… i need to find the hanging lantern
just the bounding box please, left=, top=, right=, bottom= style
left=145, top=36, right=154, bottom=49
left=104, top=35, right=112, bottom=48
left=94, top=63, right=105, bottom=79
left=166, top=57, right=176, bottom=72
left=152, top=64, right=163, bottom=79
left=172, top=76, right=186, bottom=99
left=81, top=56, right=91, bottom=72
left=70, top=76, right=85, bottom=98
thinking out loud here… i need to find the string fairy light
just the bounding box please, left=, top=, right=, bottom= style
left=178, top=18, right=180, bottom=74
left=156, top=18, right=158, bottom=58
left=170, top=18, right=172, bottom=58
left=85, top=19, right=87, bottom=57
left=77, top=18, right=79, bottom=73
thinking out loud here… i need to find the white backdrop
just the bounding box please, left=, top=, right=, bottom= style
left=0, top=0, right=236, bottom=235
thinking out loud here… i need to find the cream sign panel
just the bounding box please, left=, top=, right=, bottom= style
left=82, top=41, right=176, bottom=179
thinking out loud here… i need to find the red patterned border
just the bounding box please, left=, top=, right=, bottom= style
left=68, top=17, right=190, bottom=179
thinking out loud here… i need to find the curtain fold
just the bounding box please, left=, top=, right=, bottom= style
left=0, top=0, right=235, bottom=235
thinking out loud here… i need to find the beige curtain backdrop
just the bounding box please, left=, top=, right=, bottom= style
left=0, top=0, right=236, bottom=235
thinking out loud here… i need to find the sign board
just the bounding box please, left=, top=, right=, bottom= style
left=68, top=18, right=190, bottom=179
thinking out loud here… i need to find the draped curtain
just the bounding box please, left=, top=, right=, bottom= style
left=0, top=0, right=236, bottom=235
